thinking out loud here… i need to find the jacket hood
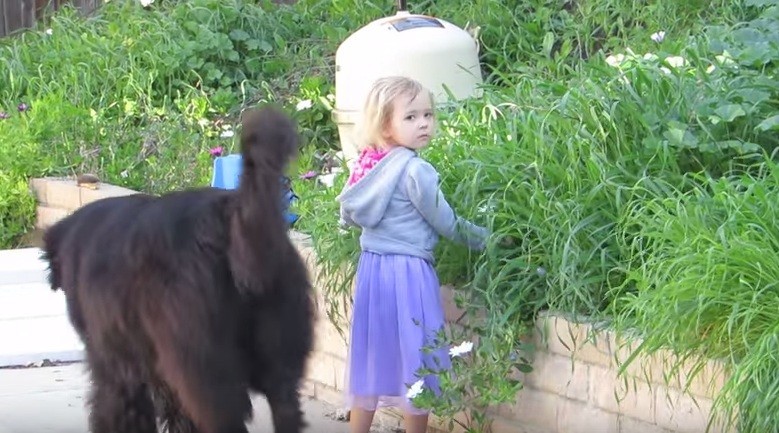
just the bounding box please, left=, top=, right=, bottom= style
left=337, top=147, right=416, bottom=228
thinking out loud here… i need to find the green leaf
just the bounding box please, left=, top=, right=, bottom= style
left=663, top=123, right=699, bottom=148
left=714, top=140, right=762, bottom=153
left=225, top=50, right=240, bottom=62
left=542, top=32, right=555, bottom=58
left=274, top=33, right=287, bottom=51
left=259, top=40, right=273, bottom=53
left=713, top=104, right=746, bottom=123
left=755, top=115, right=779, bottom=132
left=229, top=29, right=250, bottom=42
left=516, top=363, right=533, bottom=373
left=245, top=39, right=260, bottom=51
left=745, top=0, right=779, bottom=6
left=734, top=88, right=770, bottom=105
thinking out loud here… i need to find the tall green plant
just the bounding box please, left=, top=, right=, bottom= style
left=611, top=161, right=779, bottom=432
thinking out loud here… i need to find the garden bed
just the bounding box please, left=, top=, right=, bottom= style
left=3, top=1, right=779, bottom=431
left=26, top=176, right=732, bottom=433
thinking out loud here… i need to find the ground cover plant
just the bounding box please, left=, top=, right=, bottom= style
left=2, top=0, right=779, bottom=431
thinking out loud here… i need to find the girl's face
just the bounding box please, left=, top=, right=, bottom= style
left=382, top=91, right=435, bottom=150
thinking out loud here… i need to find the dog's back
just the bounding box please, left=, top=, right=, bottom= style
left=42, top=193, right=154, bottom=293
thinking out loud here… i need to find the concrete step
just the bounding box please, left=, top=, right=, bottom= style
left=0, top=248, right=84, bottom=367
left=0, top=247, right=49, bottom=286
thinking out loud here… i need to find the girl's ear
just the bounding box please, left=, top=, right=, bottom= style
left=381, top=118, right=394, bottom=140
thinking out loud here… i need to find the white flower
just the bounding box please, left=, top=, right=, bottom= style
left=715, top=54, right=734, bottom=64
left=220, top=129, right=234, bottom=138
left=140, top=0, right=154, bottom=6
left=317, top=167, right=343, bottom=188
left=664, top=56, right=686, bottom=69
left=605, top=53, right=625, bottom=67
left=449, top=341, right=474, bottom=357
left=296, top=99, right=312, bottom=111
left=650, top=31, right=666, bottom=43
left=45, top=28, right=53, bottom=36
left=406, top=379, right=425, bottom=399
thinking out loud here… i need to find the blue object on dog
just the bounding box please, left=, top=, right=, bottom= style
left=211, top=154, right=299, bottom=227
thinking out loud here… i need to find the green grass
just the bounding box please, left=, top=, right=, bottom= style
left=2, top=0, right=779, bottom=431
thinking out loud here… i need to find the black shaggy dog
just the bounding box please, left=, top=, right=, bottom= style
left=41, top=106, right=314, bottom=433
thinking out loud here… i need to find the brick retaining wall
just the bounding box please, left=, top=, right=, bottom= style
left=28, top=176, right=733, bottom=433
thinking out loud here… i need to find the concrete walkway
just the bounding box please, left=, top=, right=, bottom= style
left=0, top=363, right=353, bottom=433
left=0, top=247, right=380, bottom=433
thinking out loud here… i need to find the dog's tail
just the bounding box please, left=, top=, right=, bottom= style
left=236, top=105, right=299, bottom=203
left=229, top=106, right=301, bottom=294
left=41, top=219, right=69, bottom=292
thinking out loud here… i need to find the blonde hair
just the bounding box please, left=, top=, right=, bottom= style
left=354, top=76, right=434, bottom=150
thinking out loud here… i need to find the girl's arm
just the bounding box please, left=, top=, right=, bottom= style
left=404, top=159, right=488, bottom=250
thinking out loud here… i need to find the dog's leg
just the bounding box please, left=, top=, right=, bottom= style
left=246, top=354, right=304, bottom=433
left=86, top=350, right=157, bottom=433
left=248, top=298, right=312, bottom=432
left=152, top=337, right=252, bottom=433
left=264, top=378, right=305, bottom=433
left=153, top=384, right=201, bottom=433
left=144, top=299, right=253, bottom=433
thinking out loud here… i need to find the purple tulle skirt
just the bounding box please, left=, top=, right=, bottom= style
left=344, top=251, right=451, bottom=415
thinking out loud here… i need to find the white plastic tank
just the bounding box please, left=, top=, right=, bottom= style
left=333, top=6, right=483, bottom=162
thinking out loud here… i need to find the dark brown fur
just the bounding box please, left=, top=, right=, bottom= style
left=41, top=106, right=314, bottom=433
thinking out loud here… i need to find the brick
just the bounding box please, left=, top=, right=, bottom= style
left=499, top=388, right=560, bottom=433
left=299, top=379, right=316, bottom=398
left=428, top=411, right=469, bottom=433
left=619, top=415, right=674, bottom=433
left=374, top=407, right=405, bottom=431
left=313, top=312, right=349, bottom=359
left=310, top=381, right=344, bottom=408
left=44, top=178, right=82, bottom=210
left=440, top=284, right=466, bottom=323
left=79, top=182, right=138, bottom=205
left=35, top=206, right=70, bottom=229
left=654, top=386, right=716, bottom=433
left=28, top=178, right=47, bottom=202
left=616, top=347, right=685, bottom=390
left=558, top=399, right=619, bottom=433
left=677, top=358, right=729, bottom=401
left=614, top=346, right=729, bottom=403
left=525, top=352, right=589, bottom=402
left=490, top=416, right=553, bottom=433
left=589, top=365, right=656, bottom=424
left=536, top=315, right=613, bottom=367
left=305, top=351, right=346, bottom=391
left=289, top=230, right=314, bottom=249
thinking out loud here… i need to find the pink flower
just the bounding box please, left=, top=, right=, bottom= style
left=0, top=112, right=9, bottom=120
left=209, top=146, right=224, bottom=157
left=299, top=170, right=317, bottom=180
left=17, top=103, right=29, bottom=112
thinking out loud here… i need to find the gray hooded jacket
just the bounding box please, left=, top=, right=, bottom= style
left=337, top=147, right=488, bottom=263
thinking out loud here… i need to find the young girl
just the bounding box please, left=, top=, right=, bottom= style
left=337, top=76, right=488, bottom=433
